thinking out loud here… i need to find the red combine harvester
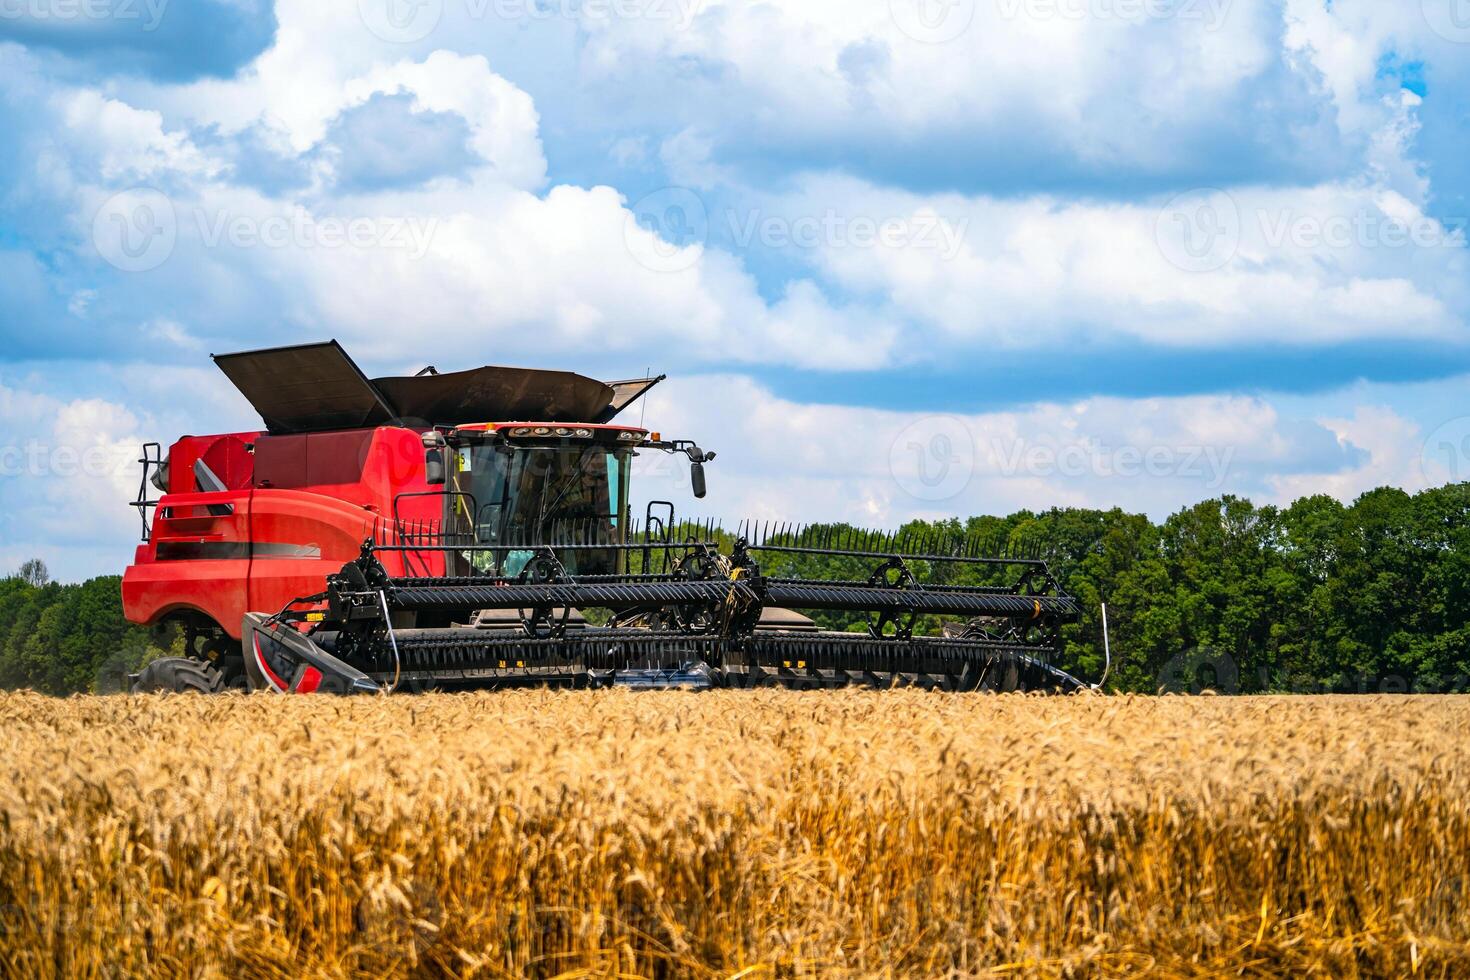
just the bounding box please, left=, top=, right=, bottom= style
left=123, top=341, right=1083, bottom=693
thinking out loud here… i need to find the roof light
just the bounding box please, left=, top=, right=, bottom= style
left=574, top=428, right=593, bottom=438
left=554, top=427, right=571, bottom=436
left=512, top=426, right=532, bottom=436
left=533, top=426, right=551, bottom=435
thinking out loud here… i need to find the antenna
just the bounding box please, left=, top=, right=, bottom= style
left=639, top=366, right=650, bottom=429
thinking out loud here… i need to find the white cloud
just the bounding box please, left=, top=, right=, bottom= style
left=575, top=0, right=1328, bottom=179
left=0, top=382, right=145, bottom=556
left=765, top=173, right=1467, bottom=351
left=341, top=51, right=548, bottom=191
left=630, top=374, right=1403, bottom=527
left=0, top=363, right=263, bottom=580
left=1268, top=406, right=1434, bottom=504
left=24, top=0, right=1465, bottom=370
left=59, top=90, right=224, bottom=181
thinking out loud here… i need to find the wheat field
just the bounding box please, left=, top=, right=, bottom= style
left=0, top=691, right=1467, bottom=978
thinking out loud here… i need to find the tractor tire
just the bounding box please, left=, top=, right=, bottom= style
left=130, top=657, right=226, bottom=694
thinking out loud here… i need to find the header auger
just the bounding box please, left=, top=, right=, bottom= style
left=122, top=341, right=1085, bottom=694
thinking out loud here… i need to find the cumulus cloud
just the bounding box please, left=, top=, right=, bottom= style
left=629, top=374, right=1397, bottom=528
left=321, top=93, right=481, bottom=193
left=0, top=381, right=146, bottom=576
left=59, top=90, right=224, bottom=180
left=571, top=0, right=1344, bottom=192
left=760, top=170, right=1467, bottom=356
left=0, top=0, right=278, bottom=81
left=340, top=51, right=547, bottom=191
left=4, top=43, right=888, bottom=373
left=0, top=0, right=1467, bottom=580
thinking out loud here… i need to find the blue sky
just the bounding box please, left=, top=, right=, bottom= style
left=0, top=0, right=1468, bottom=580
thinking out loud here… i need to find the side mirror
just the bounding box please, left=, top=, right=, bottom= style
left=422, top=431, right=446, bottom=486
left=425, top=449, right=446, bottom=485
left=690, top=460, right=707, bottom=499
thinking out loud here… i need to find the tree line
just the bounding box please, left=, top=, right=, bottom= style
left=0, top=564, right=174, bottom=695
left=4, top=482, right=1470, bottom=694
left=879, top=483, right=1470, bottom=694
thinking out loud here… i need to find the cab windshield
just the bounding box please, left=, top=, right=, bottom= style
left=451, top=442, right=630, bottom=576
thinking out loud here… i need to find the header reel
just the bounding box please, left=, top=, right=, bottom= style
left=244, top=516, right=1085, bottom=694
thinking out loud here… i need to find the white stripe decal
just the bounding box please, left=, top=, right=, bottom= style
left=252, top=632, right=289, bottom=693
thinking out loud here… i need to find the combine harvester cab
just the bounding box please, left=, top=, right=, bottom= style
left=124, top=341, right=1086, bottom=694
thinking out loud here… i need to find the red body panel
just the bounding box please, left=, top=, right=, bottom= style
left=122, top=426, right=444, bottom=639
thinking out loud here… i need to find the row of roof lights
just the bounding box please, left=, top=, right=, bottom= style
left=501, top=426, right=649, bottom=441
left=509, top=426, right=593, bottom=438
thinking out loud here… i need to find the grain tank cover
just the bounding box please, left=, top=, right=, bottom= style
left=373, top=366, right=615, bottom=426
left=214, top=339, right=657, bottom=433
left=213, top=341, right=399, bottom=434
